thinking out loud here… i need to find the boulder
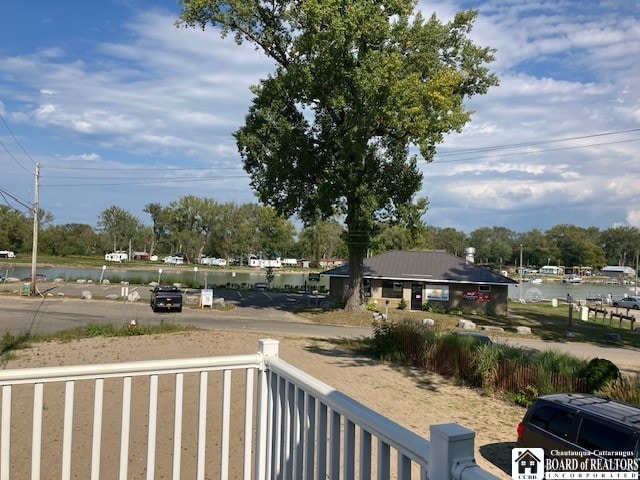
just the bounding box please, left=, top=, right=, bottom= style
left=422, top=318, right=435, bottom=327
left=127, top=291, right=141, bottom=302
left=102, top=279, right=111, bottom=285
left=81, top=290, right=92, bottom=300
left=604, top=333, right=621, bottom=342
left=457, top=319, right=476, bottom=330
left=481, top=325, right=505, bottom=332
left=106, top=294, right=119, bottom=300
left=77, top=279, right=87, bottom=284
left=516, top=326, right=532, bottom=335
left=564, top=331, right=576, bottom=338
left=213, top=297, right=226, bottom=307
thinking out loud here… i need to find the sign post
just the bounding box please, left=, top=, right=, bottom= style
left=121, top=286, right=129, bottom=326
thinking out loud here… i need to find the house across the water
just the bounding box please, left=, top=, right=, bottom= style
left=323, top=250, right=517, bottom=316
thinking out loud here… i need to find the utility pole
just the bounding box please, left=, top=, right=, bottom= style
left=518, top=244, right=523, bottom=302
left=29, top=163, right=40, bottom=297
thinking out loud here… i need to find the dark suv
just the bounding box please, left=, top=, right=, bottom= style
left=517, top=394, right=640, bottom=455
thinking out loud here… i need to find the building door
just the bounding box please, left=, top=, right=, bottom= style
left=411, top=282, right=423, bottom=310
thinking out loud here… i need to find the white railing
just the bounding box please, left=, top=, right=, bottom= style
left=0, top=339, right=497, bottom=480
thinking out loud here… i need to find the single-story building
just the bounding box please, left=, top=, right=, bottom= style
left=539, top=265, right=563, bottom=275
left=322, top=250, right=517, bottom=316
left=600, top=265, right=636, bottom=277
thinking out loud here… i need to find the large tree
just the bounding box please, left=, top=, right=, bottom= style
left=178, top=0, right=497, bottom=310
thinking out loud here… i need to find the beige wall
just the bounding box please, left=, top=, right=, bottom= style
left=329, top=277, right=510, bottom=315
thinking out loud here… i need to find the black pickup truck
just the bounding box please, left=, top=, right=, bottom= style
left=150, top=285, right=183, bottom=313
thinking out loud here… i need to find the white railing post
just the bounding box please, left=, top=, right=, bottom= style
left=256, top=339, right=279, bottom=480
left=429, top=424, right=499, bottom=480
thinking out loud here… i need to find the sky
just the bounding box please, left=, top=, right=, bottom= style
left=1, top=0, right=639, bottom=235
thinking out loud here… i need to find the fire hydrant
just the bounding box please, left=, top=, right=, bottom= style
left=129, top=319, right=137, bottom=329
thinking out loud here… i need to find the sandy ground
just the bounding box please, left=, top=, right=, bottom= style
left=1, top=329, right=523, bottom=479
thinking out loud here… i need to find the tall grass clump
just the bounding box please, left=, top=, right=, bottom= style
left=470, top=344, right=500, bottom=392
left=530, top=349, right=587, bottom=395
left=596, top=374, right=640, bottom=407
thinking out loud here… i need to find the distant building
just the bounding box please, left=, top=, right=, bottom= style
left=539, top=266, right=563, bottom=275
left=600, top=266, right=635, bottom=277
left=105, top=251, right=128, bottom=262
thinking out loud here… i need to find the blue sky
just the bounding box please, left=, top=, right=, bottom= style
left=1, top=0, right=639, bottom=234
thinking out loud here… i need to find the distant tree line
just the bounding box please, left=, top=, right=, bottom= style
left=2, top=198, right=640, bottom=270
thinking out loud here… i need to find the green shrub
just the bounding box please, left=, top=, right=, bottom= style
left=398, top=299, right=407, bottom=310
left=578, top=358, right=620, bottom=391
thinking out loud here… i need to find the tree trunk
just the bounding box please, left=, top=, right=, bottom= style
left=343, top=243, right=366, bottom=312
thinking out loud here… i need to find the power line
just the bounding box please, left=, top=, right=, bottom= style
left=0, top=111, right=37, bottom=168
left=428, top=136, right=640, bottom=165
left=435, top=128, right=640, bottom=158
left=0, top=186, right=33, bottom=211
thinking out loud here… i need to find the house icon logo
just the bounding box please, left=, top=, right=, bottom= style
left=512, top=448, right=544, bottom=480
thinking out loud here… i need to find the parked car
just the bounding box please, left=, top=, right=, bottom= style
left=516, top=393, right=640, bottom=456
left=453, top=331, right=493, bottom=346
left=612, top=296, right=640, bottom=309
left=150, top=285, right=183, bottom=313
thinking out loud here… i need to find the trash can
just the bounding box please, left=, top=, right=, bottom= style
left=21, top=282, right=30, bottom=296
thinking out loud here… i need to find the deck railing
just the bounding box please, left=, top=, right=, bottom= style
left=0, top=339, right=497, bottom=480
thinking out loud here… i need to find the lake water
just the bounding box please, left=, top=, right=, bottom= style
left=0, top=264, right=329, bottom=291
left=3, top=264, right=636, bottom=302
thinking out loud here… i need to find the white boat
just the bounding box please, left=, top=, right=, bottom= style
left=562, top=276, right=582, bottom=284
left=530, top=278, right=543, bottom=284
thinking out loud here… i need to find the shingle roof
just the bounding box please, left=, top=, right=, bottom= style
left=323, top=250, right=516, bottom=285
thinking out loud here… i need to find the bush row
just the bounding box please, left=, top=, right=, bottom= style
left=367, top=320, right=630, bottom=407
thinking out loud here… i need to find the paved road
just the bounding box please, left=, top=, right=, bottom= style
left=0, top=283, right=371, bottom=339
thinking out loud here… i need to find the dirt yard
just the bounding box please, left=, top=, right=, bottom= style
left=2, top=329, right=523, bottom=479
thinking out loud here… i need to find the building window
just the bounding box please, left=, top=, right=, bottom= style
left=425, top=285, right=449, bottom=301
left=381, top=280, right=403, bottom=298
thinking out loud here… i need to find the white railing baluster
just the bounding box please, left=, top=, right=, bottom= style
left=1, top=385, right=11, bottom=480
left=62, top=380, right=75, bottom=480
left=378, top=439, right=390, bottom=480
left=31, top=383, right=43, bottom=480
left=360, top=427, right=372, bottom=480
left=221, top=369, right=231, bottom=479
left=273, top=375, right=284, bottom=479
left=91, top=378, right=104, bottom=480
left=304, top=394, right=315, bottom=480
left=285, top=381, right=295, bottom=479
left=330, top=410, right=341, bottom=479
left=172, top=373, right=184, bottom=480
left=398, top=452, right=411, bottom=479
left=196, top=371, right=208, bottom=480
left=344, top=419, right=356, bottom=479
left=243, top=368, right=254, bottom=480
left=146, top=374, right=159, bottom=480
left=317, top=402, right=328, bottom=480
left=295, top=387, right=304, bottom=480
left=119, top=376, right=132, bottom=480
